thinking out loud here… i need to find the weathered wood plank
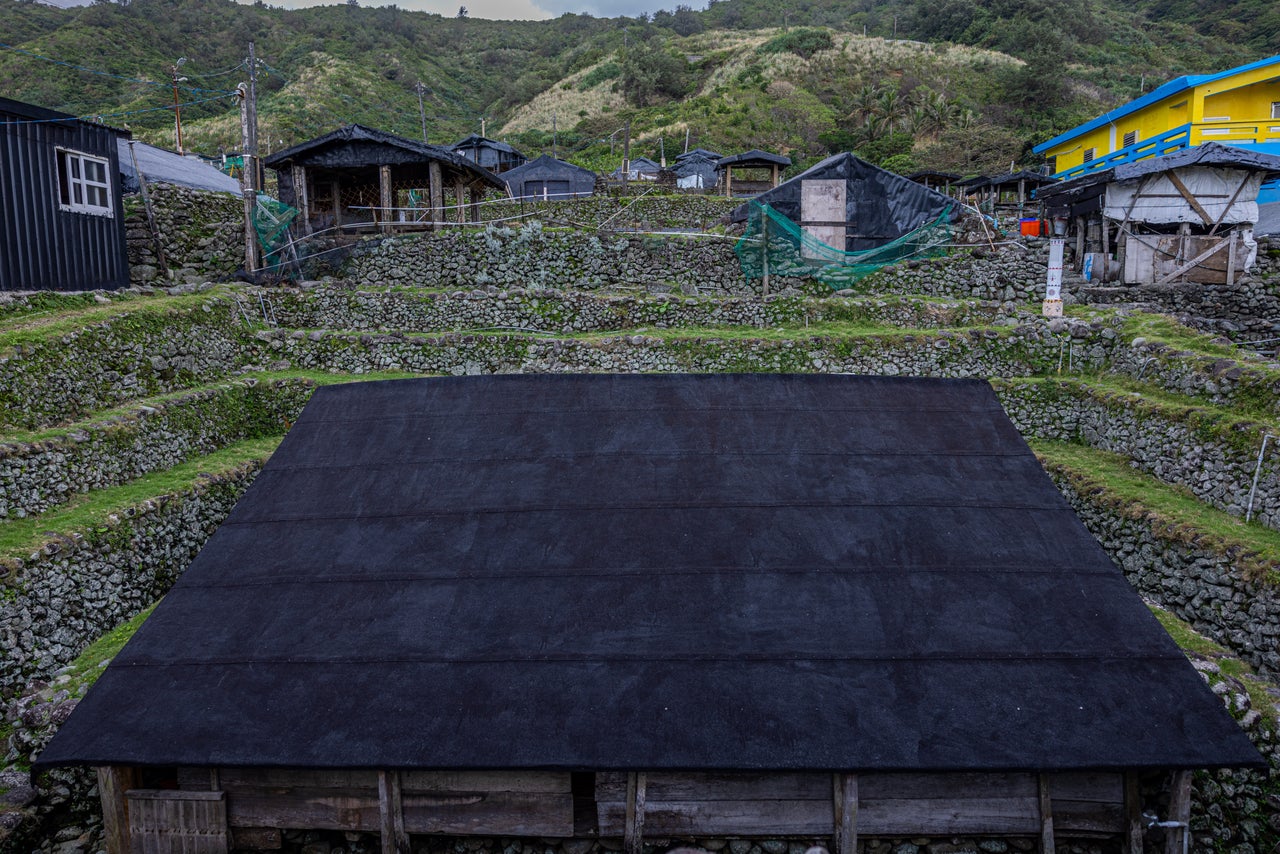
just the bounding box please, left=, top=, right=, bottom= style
left=378, top=772, right=408, bottom=854
left=400, top=771, right=570, bottom=795
left=99, top=767, right=140, bottom=854
left=858, top=797, right=1041, bottom=836
left=402, top=793, right=573, bottom=836
left=623, top=773, right=646, bottom=854
left=596, top=772, right=830, bottom=802
left=1051, top=800, right=1125, bottom=834
left=1165, top=771, right=1192, bottom=854
left=1047, top=772, right=1124, bottom=803
left=599, top=799, right=832, bottom=837
left=181, top=768, right=378, bottom=792
left=127, top=790, right=227, bottom=854
left=833, top=774, right=857, bottom=854
left=860, top=772, right=1038, bottom=800
left=225, top=790, right=381, bottom=832
left=1038, top=775, right=1056, bottom=854
left=229, top=828, right=282, bottom=850
left=1125, top=773, right=1143, bottom=854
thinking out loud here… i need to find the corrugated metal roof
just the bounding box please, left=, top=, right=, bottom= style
left=118, top=139, right=242, bottom=195
left=1033, top=53, right=1280, bottom=154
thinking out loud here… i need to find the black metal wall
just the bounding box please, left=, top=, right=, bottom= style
left=1, top=98, right=130, bottom=291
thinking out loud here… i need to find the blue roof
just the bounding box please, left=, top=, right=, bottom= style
left=1033, top=54, right=1280, bottom=154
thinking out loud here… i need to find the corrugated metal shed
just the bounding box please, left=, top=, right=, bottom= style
left=1, top=97, right=130, bottom=291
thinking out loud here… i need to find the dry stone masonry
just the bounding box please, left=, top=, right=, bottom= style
left=123, top=185, right=243, bottom=286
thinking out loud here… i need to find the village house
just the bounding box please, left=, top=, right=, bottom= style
left=1, top=97, right=130, bottom=291
left=501, top=153, right=597, bottom=200
left=1033, top=54, right=1280, bottom=182
left=450, top=134, right=527, bottom=174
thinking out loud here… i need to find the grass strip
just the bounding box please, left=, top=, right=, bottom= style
left=0, top=436, right=281, bottom=565
left=1031, top=439, right=1280, bottom=584
left=0, top=288, right=239, bottom=350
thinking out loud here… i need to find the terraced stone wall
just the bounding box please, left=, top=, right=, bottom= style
left=1, top=378, right=314, bottom=520
left=0, top=460, right=264, bottom=701
left=337, top=226, right=814, bottom=295
left=478, top=194, right=740, bottom=230
left=996, top=379, right=1280, bottom=532
left=124, top=185, right=243, bottom=286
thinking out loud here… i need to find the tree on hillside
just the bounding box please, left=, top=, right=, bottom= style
left=619, top=41, right=692, bottom=106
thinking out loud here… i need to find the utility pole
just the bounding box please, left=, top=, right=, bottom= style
left=170, top=57, right=187, bottom=154
left=238, top=40, right=261, bottom=275
left=552, top=112, right=558, bottom=158
left=415, top=82, right=428, bottom=142
left=481, top=117, right=486, bottom=137
left=622, top=119, right=631, bottom=190
left=659, top=136, right=665, bottom=168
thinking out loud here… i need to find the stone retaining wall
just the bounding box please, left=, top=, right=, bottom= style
left=124, top=185, right=243, bottom=286
left=477, top=194, right=740, bottom=231
left=1044, top=466, right=1280, bottom=679
left=0, top=296, right=259, bottom=431
left=264, top=323, right=1104, bottom=379
left=270, top=286, right=1010, bottom=335
left=0, top=378, right=314, bottom=520
left=0, top=459, right=266, bottom=700
left=337, top=225, right=815, bottom=296
left=996, top=379, right=1280, bottom=532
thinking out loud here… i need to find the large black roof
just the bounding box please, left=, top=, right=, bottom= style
left=37, top=374, right=1261, bottom=772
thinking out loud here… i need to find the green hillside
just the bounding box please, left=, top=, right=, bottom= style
left=0, top=0, right=1273, bottom=173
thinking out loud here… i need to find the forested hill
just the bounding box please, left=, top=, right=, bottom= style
left=0, top=0, right=1275, bottom=176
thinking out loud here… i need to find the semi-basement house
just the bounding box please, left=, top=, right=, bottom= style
left=35, top=374, right=1263, bottom=854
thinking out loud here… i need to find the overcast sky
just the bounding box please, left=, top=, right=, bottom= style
left=37, top=0, right=698, bottom=23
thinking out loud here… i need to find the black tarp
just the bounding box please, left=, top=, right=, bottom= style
left=728, top=153, right=958, bottom=251
left=502, top=154, right=596, bottom=200
left=36, top=374, right=1262, bottom=772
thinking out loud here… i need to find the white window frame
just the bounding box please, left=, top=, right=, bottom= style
left=56, top=148, right=114, bottom=216
left=1272, top=101, right=1280, bottom=120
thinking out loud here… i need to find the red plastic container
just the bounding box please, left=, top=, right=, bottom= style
left=1019, top=218, right=1044, bottom=236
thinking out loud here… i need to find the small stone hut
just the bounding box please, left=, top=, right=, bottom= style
left=263, top=124, right=504, bottom=234
left=36, top=374, right=1261, bottom=854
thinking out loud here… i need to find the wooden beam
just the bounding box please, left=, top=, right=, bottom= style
left=1165, top=171, right=1215, bottom=227
left=1209, top=176, right=1251, bottom=236
left=1124, top=772, right=1143, bottom=854
left=1154, top=237, right=1232, bottom=285
left=725, top=166, right=733, bottom=198
left=1165, top=771, right=1192, bottom=854
left=429, top=161, right=444, bottom=230
left=378, top=771, right=409, bottom=854
left=292, top=165, right=311, bottom=236
left=98, top=767, right=139, bottom=854
left=623, top=772, right=647, bottom=854
left=469, top=188, right=482, bottom=224
left=833, top=774, right=858, bottom=854
left=454, top=177, right=466, bottom=224
left=1037, top=774, right=1056, bottom=854
left=378, top=165, right=393, bottom=232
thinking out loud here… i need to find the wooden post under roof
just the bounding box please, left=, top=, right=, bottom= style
left=378, top=771, right=409, bottom=854
left=379, top=165, right=393, bottom=232
left=623, top=772, right=646, bottom=854
left=292, top=164, right=311, bottom=236
left=1037, top=774, right=1056, bottom=854
left=771, top=164, right=780, bottom=188
left=1165, top=770, right=1192, bottom=854
left=1124, top=772, right=1144, bottom=854
left=725, top=166, right=733, bottom=197
left=454, top=177, right=466, bottom=224
left=469, top=187, right=482, bottom=224
left=832, top=773, right=858, bottom=854
left=429, top=161, right=444, bottom=230
left=99, top=766, right=139, bottom=854
left=333, top=181, right=343, bottom=228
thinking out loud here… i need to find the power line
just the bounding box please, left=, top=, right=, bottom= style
left=0, top=42, right=237, bottom=95
left=0, top=93, right=240, bottom=126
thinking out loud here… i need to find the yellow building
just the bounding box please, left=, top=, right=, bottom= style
left=1034, top=55, right=1280, bottom=181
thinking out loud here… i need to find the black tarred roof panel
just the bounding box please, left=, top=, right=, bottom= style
left=36, top=374, right=1263, bottom=771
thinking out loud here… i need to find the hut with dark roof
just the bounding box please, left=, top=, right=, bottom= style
left=501, top=154, right=597, bottom=200
left=717, top=149, right=792, bottom=196
left=37, top=373, right=1261, bottom=854
left=262, top=125, right=504, bottom=235
left=450, top=134, right=527, bottom=174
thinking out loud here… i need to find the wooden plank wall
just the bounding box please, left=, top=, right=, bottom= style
left=595, top=771, right=1127, bottom=839
left=175, top=768, right=573, bottom=837
left=126, top=790, right=228, bottom=854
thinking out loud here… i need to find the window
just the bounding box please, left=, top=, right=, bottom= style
left=1083, top=148, right=1095, bottom=163
left=1123, top=130, right=1138, bottom=147
left=1045, top=155, right=1057, bottom=175
left=1272, top=101, right=1280, bottom=119
left=57, top=149, right=113, bottom=216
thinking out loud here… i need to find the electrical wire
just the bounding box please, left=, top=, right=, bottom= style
left=0, top=93, right=240, bottom=125
left=0, top=41, right=237, bottom=94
